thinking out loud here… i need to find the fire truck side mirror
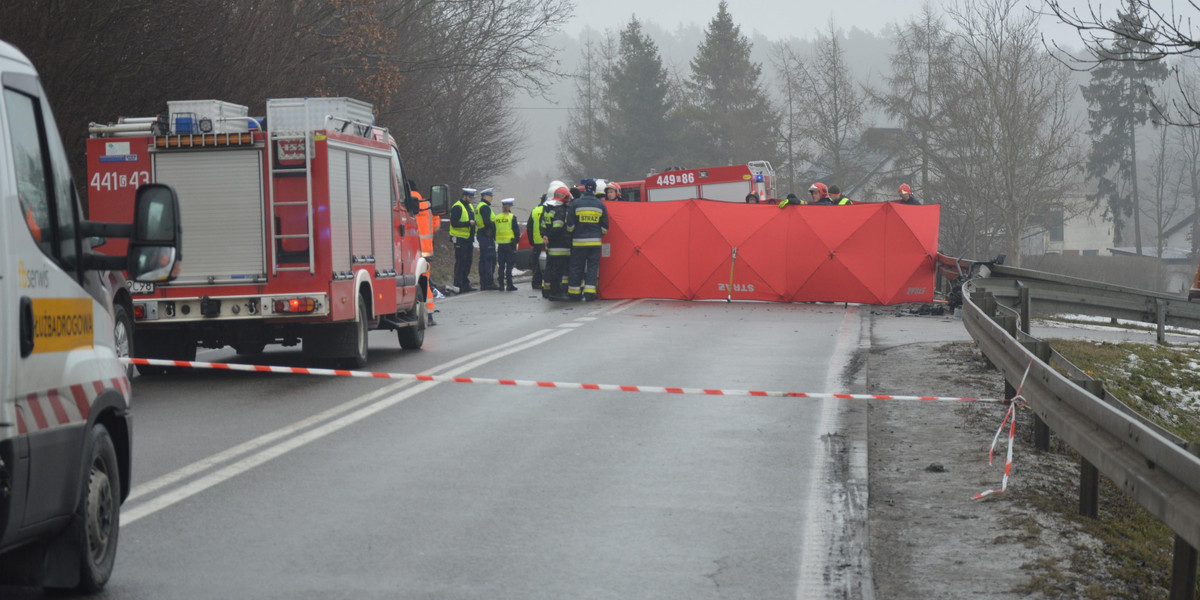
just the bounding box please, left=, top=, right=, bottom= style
left=128, top=183, right=183, bottom=283
left=428, top=184, right=450, bottom=215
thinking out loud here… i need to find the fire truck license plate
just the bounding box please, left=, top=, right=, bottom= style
left=126, top=280, right=155, bottom=294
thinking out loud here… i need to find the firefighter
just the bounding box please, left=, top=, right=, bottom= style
left=828, top=185, right=853, bottom=205
left=413, top=190, right=440, bottom=325
left=542, top=182, right=572, bottom=300
left=778, top=192, right=804, bottom=208
left=566, top=179, right=609, bottom=301
left=896, top=183, right=921, bottom=205
left=807, top=182, right=834, bottom=205
left=526, top=194, right=547, bottom=290
left=476, top=188, right=498, bottom=290
left=449, top=187, right=477, bottom=292
left=494, top=197, right=521, bottom=291
left=602, top=181, right=620, bottom=203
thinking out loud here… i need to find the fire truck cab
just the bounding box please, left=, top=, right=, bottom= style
left=88, top=97, right=428, bottom=371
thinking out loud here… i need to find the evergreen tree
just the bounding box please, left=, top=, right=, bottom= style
left=1081, top=0, right=1169, bottom=252
left=684, top=1, right=776, bottom=166
left=603, top=18, right=675, bottom=180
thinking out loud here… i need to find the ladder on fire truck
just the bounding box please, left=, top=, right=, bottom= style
left=265, top=99, right=317, bottom=276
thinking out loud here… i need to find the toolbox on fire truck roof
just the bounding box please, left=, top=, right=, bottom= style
left=265, top=97, right=375, bottom=134
left=167, top=99, right=249, bottom=135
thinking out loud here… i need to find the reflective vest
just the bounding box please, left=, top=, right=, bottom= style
left=528, top=204, right=544, bottom=245
left=836, top=196, right=853, bottom=205
left=494, top=211, right=515, bottom=244
left=416, top=197, right=435, bottom=258
left=449, top=198, right=473, bottom=239
left=475, top=201, right=494, bottom=240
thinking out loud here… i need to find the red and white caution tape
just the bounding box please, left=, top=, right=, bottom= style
left=973, top=359, right=1034, bottom=500
left=124, top=357, right=1006, bottom=403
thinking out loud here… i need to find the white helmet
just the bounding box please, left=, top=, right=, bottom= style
left=547, top=180, right=566, bottom=197
left=593, top=179, right=608, bottom=195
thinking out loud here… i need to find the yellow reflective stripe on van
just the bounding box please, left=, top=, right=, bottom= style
left=32, top=298, right=94, bottom=353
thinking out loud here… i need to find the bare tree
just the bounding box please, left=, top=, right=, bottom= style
left=798, top=22, right=868, bottom=186
left=558, top=34, right=616, bottom=179
left=0, top=0, right=572, bottom=198
left=934, top=0, right=1085, bottom=266
left=1176, top=65, right=1200, bottom=255
left=873, top=3, right=956, bottom=202
left=770, top=44, right=811, bottom=195
left=1044, top=0, right=1200, bottom=125
left=1147, top=117, right=1185, bottom=257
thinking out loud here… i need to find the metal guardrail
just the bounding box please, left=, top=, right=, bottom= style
left=969, top=263, right=1200, bottom=341
left=955, top=261, right=1200, bottom=598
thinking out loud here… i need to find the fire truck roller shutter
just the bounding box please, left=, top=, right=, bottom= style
left=152, top=149, right=265, bottom=283
left=328, top=148, right=352, bottom=272
left=699, top=181, right=752, bottom=203
left=648, top=185, right=699, bottom=202
left=348, top=153, right=372, bottom=259
left=369, top=154, right=394, bottom=268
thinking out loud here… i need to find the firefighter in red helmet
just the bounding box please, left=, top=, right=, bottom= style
left=808, top=182, right=834, bottom=205
left=896, top=183, right=921, bottom=205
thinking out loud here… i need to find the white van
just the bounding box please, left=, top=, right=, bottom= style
left=0, top=40, right=182, bottom=591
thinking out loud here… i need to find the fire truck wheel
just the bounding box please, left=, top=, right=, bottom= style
left=112, top=304, right=134, bottom=380
left=398, top=288, right=426, bottom=350
left=134, top=335, right=196, bottom=376
left=233, top=342, right=266, bottom=356
left=341, top=296, right=369, bottom=369
left=45, top=423, right=121, bottom=592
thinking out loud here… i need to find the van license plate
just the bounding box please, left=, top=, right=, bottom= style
left=127, top=281, right=155, bottom=294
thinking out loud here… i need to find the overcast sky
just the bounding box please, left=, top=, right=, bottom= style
left=568, top=0, right=1097, bottom=44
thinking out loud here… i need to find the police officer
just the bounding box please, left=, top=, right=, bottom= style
left=542, top=182, right=572, bottom=300
left=494, top=197, right=520, bottom=291
left=449, top=188, right=476, bottom=292
left=566, top=180, right=609, bottom=301
left=526, top=194, right=547, bottom=290
left=475, top=188, right=498, bottom=290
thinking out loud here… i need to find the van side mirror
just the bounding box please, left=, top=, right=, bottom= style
left=429, top=184, right=450, bottom=215
left=127, top=184, right=183, bottom=282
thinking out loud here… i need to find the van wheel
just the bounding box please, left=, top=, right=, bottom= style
left=112, top=304, right=134, bottom=380
left=398, top=287, right=426, bottom=350
left=49, top=424, right=121, bottom=592
left=340, top=297, right=369, bottom=369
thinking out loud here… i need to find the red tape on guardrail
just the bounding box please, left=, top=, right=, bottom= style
left=124, top=357, right=1006, bottom=403
left=974, top=359, right=1034, bottom=500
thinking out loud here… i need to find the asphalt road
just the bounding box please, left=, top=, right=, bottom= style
left=6, top=291, right=874, bottom=599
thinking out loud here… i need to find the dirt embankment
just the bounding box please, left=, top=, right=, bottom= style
left=864, top=307, right=1167, bottom=599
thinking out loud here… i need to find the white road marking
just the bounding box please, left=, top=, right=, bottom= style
left=124, top=328, right=571, bottom=523
left=796, top=305, right=861, bottom=599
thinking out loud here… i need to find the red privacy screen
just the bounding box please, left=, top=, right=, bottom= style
left=599, top=200, right=939, bottom=304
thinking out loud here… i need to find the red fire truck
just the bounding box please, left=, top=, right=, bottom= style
left=613, top=161, right=775, bottom=203
left=87, top=97, right=438, bottom=373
